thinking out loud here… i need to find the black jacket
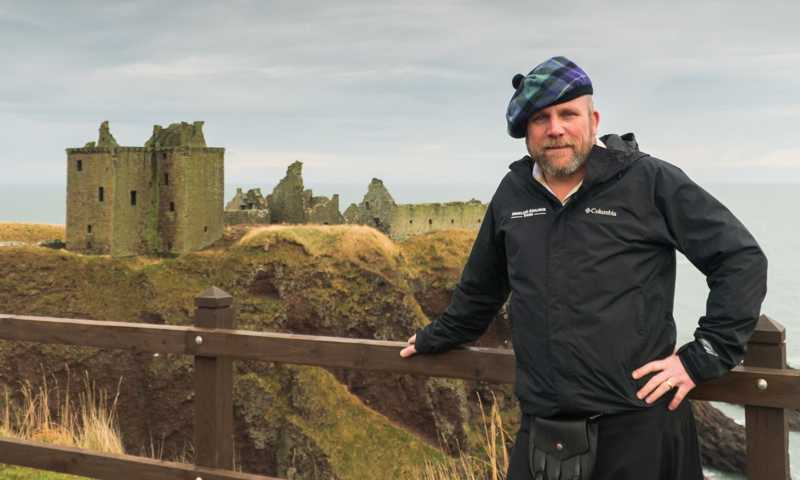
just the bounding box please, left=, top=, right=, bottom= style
left=415, top=134, right=768, bottom=417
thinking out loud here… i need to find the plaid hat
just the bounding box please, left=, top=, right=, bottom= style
left=506, top=56, right=593, bottom=138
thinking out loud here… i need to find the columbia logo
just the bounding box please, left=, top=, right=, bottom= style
left=511, top=207, right=547, bottom=219
left=585, top=207, right=617, bottom=217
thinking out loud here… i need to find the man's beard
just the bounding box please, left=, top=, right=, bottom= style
left=531, top=141, right=593, bottom=178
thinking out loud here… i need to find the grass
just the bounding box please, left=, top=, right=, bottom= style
left=0, top=223, right=64, bottom=243
left=0, top=370, right=123, bottom=480
left=0, top=223, right=510, bottom=479
left=412, top=392, right=511, bottom=480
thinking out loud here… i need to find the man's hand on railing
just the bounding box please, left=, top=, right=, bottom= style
left=400, top=334, right=417, bottom=358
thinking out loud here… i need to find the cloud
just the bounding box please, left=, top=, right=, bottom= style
left=732, top=149, right=800, bottom=168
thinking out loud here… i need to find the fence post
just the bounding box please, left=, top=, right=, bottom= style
left=193, top=286, right=235, bottom=470
left=743, top=314, right=789, bottom=480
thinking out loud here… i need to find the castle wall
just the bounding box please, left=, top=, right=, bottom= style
left=388, top=201, right=487, bottom=241
left=66, top=121, right=225, bottom=257
left=169, top=147, right=225, bottom=254
left=109, top=148, right=159, bottom=256
left=224, top=209, right=270, bottom=225
left=66, top=149, right=115, bottom=254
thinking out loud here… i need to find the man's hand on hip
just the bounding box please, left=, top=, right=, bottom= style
left=632, top=354, right=696, bottom=411
left=400, top=334, right=417, bottom=358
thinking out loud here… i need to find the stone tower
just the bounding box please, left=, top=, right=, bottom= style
left=65, top=121, right=225, bottom=256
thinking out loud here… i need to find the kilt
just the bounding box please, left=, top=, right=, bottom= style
left=507, top=399, right=703, bottom=479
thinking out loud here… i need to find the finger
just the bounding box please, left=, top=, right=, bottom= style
left=645, top=382, right=672, bottom=404
left=637, top=372, right=670, bottom=400
left=400, top=344, right=416, bottom=358
left=669, top=386, right=691, bottom=411
left=632, top=359, right=664, bottom=380
left=407, top=334, right=416, bottom=344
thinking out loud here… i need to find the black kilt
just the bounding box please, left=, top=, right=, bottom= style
left=507, top=399, right=704, bottom=480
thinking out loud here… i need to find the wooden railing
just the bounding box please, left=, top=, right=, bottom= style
left=0, top=286, right=796, bottom=479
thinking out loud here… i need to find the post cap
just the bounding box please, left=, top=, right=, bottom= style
left=194, top=286, right=233, bottom=309
left=749, top=314, right=785, bottom=344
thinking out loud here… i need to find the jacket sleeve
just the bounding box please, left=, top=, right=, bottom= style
left=414, top=197, right=511, bottom=354
left=654, top=162, right=768, bottom=384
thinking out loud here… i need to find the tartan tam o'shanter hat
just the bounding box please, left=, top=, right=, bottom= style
left=506, top=56, right=593, bottom=138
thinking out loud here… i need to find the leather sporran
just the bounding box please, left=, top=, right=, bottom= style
left=528, top=416, right=599, bottom=480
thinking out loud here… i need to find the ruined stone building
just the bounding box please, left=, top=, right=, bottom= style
left=224, top=161, right=344, bottom=226
left=66, top=121, right=224, bottom=256
left=343, top=179, right=487, bottom=241
left=226, top=163, right=486, bottom=240
left=224, top=188, right=270, bottom=224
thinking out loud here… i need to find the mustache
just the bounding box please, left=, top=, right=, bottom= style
left=542, top=142, right=575, bottom=149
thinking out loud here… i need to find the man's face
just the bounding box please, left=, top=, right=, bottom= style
left=525, top=95, right=600, bottom=178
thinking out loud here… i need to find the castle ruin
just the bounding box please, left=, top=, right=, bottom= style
left=227, top=166, right=487, bottom=241
left=343, top=179, right=487, bottom=241
left=224, top=161, right=344, bottom=226
left=66, top=121, right=224, bottom=256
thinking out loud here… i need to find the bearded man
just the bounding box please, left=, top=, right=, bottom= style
left=400, top=56, right=767, bottom=480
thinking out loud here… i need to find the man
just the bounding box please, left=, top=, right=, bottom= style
left=399, top=56, right=767, bottom=479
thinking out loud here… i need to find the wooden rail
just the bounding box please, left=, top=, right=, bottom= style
left=0, top=287, right=794, bottom=479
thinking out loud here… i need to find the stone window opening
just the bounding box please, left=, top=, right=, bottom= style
left=450, top=219, right=454, bottom=224
left=130, top=191, right=137, bottom=206
left=170, top=202, right=175, bottom=212
left=164, top=173, right=169, bottom=185
left=365, top=201, right=370, bottom=210
left=477, top=219, right=481, bottom=223
left=167, top=242, right=172, bottom=250
left=428, top=219, right=432, bottom=225
left=204, top=226, right=208, bottom=232
left=409, top=219, right=413, bottom=224
left=86, top=241, right=92, bottom=249
left=87, top=224, right=92, bottom=234
left=98, top=187, right=104, bottom=202
left=77, top=160, right=82, bottom=171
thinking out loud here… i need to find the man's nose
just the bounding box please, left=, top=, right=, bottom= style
left=545, top=118, right=565, bottom=137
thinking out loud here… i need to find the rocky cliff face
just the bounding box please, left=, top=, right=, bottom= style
left=0, top=223, right=752, bottom=477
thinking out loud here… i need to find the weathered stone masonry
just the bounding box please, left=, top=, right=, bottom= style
left=343, top=178, right=488, bottom=241
left=224, top=161, right=344, bottom=226
left=66, top=121, right=224, bottom=257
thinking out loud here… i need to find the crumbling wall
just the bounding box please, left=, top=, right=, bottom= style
left=343, top=178, right=486, bottom=240
left=224, top=210, right=271, bottom=225
left=343, top=178, right=397, bottom=233
left=267, top=161, right=308, bottom=224
left=388, top=200, right=487, bottom=241
left=226, top=188, right=267, bottom=211
left=308, top=194, right=344, bottom=225
left=145, top=121, right=207, bottom=148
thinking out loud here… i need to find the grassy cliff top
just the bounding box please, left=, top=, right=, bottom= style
left=0, top=223, right=64, bottom=243
left=0, top=223, right=482, bottom=479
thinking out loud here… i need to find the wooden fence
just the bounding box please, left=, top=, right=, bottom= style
left=0, top=286, right=796, bottom=479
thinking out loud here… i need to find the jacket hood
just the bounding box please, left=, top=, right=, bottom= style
left=508, top=132, right=646, bottom=188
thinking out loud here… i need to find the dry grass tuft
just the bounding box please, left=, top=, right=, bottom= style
left=0, top=369, right=124, bottom=455
left=413, top=393, right=510, bottom=480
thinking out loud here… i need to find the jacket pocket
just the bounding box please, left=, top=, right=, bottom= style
left=634, top=288, right=647, bottom=336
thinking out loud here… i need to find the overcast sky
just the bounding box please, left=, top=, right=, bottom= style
left=2, top=0, right=799, bottom=200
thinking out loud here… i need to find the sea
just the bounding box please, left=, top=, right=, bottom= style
left=1, top=181, right=798, bottom=479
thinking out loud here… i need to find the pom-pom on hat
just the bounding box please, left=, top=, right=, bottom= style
left=506, top=56, right=593, bottom=138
